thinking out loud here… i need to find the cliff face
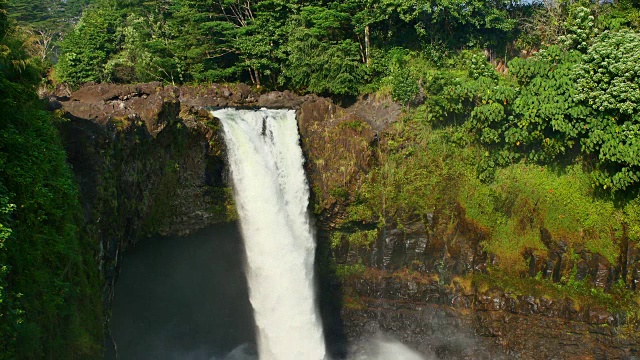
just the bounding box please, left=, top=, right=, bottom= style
left=336, top=225, right=639, bottom=359
left=54, top=83, right=331, bottom=308
left=53, top=83, right=640, bottom=359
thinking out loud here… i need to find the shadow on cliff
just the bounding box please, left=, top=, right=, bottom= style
left=315, top=229, right=349, bottom=359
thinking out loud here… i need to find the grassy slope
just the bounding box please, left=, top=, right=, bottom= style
left=332, top=108, right=640, bottom=316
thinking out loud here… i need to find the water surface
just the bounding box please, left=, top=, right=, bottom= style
left=107, top=224, right=256, bottom=360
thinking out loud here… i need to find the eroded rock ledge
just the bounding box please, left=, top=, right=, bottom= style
left=52, top=82, right=322, bottom=131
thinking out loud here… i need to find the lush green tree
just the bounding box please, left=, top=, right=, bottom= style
left=111, top=0, right=218, bottom=83
left=573, top=29, right=640, bottom=190
left=281, top=5, right=368, bottom=95
left=52, top=0, right=531, bottom=93
left=334, top=0, right=394, bottom=65
left=207, top=0, right=291, bottom=86
left=599, top=0, right=640, bottom=29
left=490, top=46, right=586, bottom=163
left=381, top=0, right=518, bottom=48
left=55, top=0, right=120, bottom=85
left=0, top=192, right=14, bottom=357
left=58, top=0, right=282, bottom=85
left=409, top=47, right=587, bottom=179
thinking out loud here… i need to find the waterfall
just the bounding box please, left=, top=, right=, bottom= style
left=213, top=108, right=326, bottom=360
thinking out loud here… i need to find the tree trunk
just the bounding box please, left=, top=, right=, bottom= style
left=254, top=68, right=261, bottom=88
left=247, top=63, right=256, bottom=85
left=357, top=34, right=366, bottom=63
left=365, top=25, right=371, bottom=67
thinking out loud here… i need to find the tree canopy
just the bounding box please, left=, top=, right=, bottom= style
left=54, top=0, right=523, bottom=90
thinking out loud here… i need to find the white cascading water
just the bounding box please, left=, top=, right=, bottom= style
left=213, top=108, right=326, bottom=360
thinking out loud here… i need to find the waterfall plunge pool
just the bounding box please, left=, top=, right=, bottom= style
left=105, top=224, right=423, bottom=360
left=106, top=224, right=257, bottom=360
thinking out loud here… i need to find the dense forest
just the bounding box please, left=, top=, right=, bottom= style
left=2, top=0, right=640, bottom=357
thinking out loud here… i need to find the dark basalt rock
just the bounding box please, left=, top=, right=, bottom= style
left=342, top=270, right=640, bottom=359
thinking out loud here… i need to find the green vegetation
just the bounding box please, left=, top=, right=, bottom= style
left=462, top=164, right=621, bottom=268
left=55, top=2, right=120, bottom=84
left=473, top=271, right=640, bottom=316
left=7, top=0, right=93, bottom=33
left=336, top=106, right=637, bottom=275
left=52, top=0, right=519, bottom=89
left=335, top=109, right=640, bottom=312
left=574, top=29, right=640, bottom=190
left=0, top=2, right=102, bottom=357
left=6, top=0, right=96, bottom=63
left=324, top=19, right=640, bottom=281
left=335, top=263, right=366, bottom=279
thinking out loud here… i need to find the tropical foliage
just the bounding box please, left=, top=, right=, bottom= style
left=0, top=1, right=102, bottom=357
left=54, top=0, right=521, bottom=90
left=574, top=29, right=640, bottom=190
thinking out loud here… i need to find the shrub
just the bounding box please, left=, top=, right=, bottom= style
left=573, top=29, right=640, bottom=190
